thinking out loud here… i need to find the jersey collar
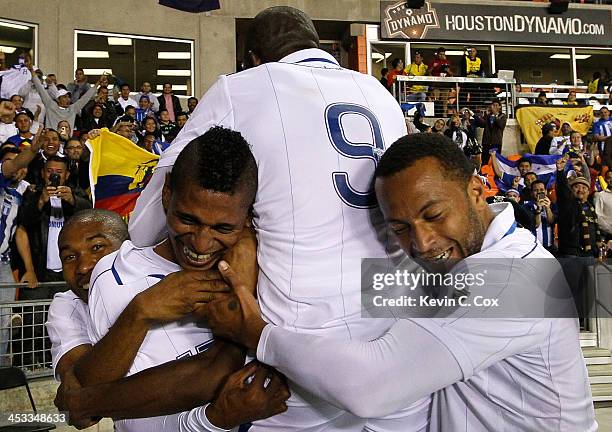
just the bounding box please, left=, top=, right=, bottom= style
left=480, top=202, right=517, bottom=252
left=278, top=48, right=340, bottom=68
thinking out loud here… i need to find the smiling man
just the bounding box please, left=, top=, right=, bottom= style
left=203, top=133, right=596, bottom=431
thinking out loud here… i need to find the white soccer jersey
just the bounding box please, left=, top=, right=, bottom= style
left=257, top=203, right=597, bottom=431
left=0, top=174, right=28, bottom=255
left=88, top=241, right=215, bottom=432
left=46, top=290, right=91, bottom=380
left=129, top=48, right=430, bottom=431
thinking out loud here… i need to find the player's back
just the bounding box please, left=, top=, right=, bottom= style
left=226, top=49, right=407, bottom=339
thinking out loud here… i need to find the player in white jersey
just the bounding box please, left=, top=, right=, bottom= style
left=203, top=133, right=597, bottom=431
left=78, top=128, right=288, bottom=431
left=129, top=7, right=429, bottom=431
left=0, top=117, right=44, bottom=365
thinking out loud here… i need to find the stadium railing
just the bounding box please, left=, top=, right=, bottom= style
left=0, top=282, right=68, bottom=379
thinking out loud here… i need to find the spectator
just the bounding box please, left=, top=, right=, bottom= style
left=81, top=103, right=108, bottom=132
left=158, top=109, right=177, bottom=142
left=82, top=86, right=118, bottom=129
left=18, top=69, right=46, bottom=124
left=29, top=64, right=99, bottom=131
left=594, top=169, right=612, bottom=243
left=444, top=114, right=468, bottom=150
left=536, top=91, right=549, bottom=105
left=523, top=179, right=557, bottom=254
left=404, top=52, right=427, bottom=101
left=549, top=122, right=572, bottom=155
left=0, top=105, right=17, bottom=144
left=136, top=81, right=160, bottom=112
left=460, top=108, right=477, bottom=141
left=26, top=128, right=62, bottom=188
left=186, top=97, right=198, bottom=116
left=116, top=83, right=138, bottom=112
left=135, top=95, right=154, bottom=123
left=432, top=118, right=445, bottom=135
left=534, top=122, right=556, bottom=155
left=379, top=68, right=390, bottom=91
left=109, top=117, right=139, bottom=144
left=564, top=90, right=579, bottom=106
left=16, top=156, right=91, bottom=295
left=64, top=138, right=89, bottom=191
left=141, top=116, right=163, bottom=142
left=157, top=82, right=182, bottom=122
left=505, top=188, right=520, bottom=203
left=593, top=106, right=612, bottom=152
left=176, top=111, right=188, bottom=130
left=412, top=111, right=431, bottom=133
left=66, top=68, right=90, bottom=104
left=461, top=46, right=483, bottom=77
left=476, top=100, right=507, bottom=163
left=588, top=71, right=605, bottom=94
left=429, top=47, right=452, bottom=77
left=5, top=111, right=36, bottom=148
left=123, top=105, right=137, bottom=122
left=386, top=58, right=406, bottom=90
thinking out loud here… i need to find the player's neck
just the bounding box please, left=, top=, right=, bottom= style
left=154, top=238, right=178, bottom=264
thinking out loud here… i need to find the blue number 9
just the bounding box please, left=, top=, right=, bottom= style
left=325, top=103, right=385, bottom=209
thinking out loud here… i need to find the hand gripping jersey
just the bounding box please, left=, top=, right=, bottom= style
left=129, top=48, right=431, bottom=431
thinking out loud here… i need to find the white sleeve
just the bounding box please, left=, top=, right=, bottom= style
left=129, top=76, right=234, bottom=247
left=116, top=405, right=231, bottom=432
left=257, top=320, right=460, bottom=418
left=45, top=295, right=92, bottom=381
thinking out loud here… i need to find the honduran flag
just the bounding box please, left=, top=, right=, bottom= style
left=493, top=152, right=562, bottom=193
left=87, top=128, right=159, bottom=221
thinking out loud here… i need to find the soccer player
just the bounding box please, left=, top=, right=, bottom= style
left=70, top=127, right=288, bottom=431
left=203, top=133, right=596, bottom=431
left=129, top=7, right=427, bottom=431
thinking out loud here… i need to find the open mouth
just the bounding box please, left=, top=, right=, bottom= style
left=418, top=247, right=453, bottom=263
left=181, top=245, right=221, bottom=267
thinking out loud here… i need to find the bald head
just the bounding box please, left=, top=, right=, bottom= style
left=60, top=209, right=128, bottom=246
left=245, top=6, right=319, bottom=67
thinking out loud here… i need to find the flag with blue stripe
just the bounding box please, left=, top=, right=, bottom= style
left=494, top=152, right=562, bottom=192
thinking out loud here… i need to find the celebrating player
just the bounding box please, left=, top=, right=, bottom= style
left=130, top=6, right=429, bottom=431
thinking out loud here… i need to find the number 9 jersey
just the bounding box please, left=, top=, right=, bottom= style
left=131, top=48, right=407, bottom=341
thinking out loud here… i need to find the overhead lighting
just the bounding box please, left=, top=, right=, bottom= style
left=156, top=84, right=188, bottom=91
left=83, top=68, right=113, bottom=75
left=0, top=22, right=29, bottom=30
left=444, top=50, right=465, bottom=56
left=76, top=50, right=109, bottom=58
left=550, top=54, right=591, bottom=60
left=157, top=52, right=191, bottom=59
left=157, top=69, right=191, bottom=76
left=107, top=37, right=132, bottom=46
left=0, top=46, right=17, bottom=54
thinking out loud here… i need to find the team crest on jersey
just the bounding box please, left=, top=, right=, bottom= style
left=383, top=2, right=439, bottom=39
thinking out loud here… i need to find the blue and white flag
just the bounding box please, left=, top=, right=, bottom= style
left=494, top=152, right=561, bottom=192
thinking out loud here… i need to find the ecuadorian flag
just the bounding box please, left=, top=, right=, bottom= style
left=87, top=128, right=159, bottom=220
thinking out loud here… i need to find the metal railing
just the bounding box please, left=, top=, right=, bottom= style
left=1, top=282, right=68, bottom=378
left=393, top=75, right=516, bottom=118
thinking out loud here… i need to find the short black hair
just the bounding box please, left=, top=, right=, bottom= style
left=187, top=97, right=198, bottom=104
left=517, top=157, right=531, bottom=166
left=381, top=68, right=388, bottom=75
left=375, top=133, right=474, bottom=186
left=120, top=83, right=130, bottom=90
left=170, top=126, right=257, bottom=206
left=97, top=86, right=108, bottom=93
left=245, top=6, right=319, bottom=65
left=176, top=111, right=188, bottom=119
left=524, top=171, right=538, bottom=178
left=75, top=68, right=84, bottom=73
left=45, top=155, right=68, bottom=168
left=391, top=58, right=402, bottom=68
left=45, top=128, right=60, bottom=139
left=60, top=209, right=128, bottom=246
left=530, top=179, right=546, bottom=191
left=0, top=147, right=20, bottom=160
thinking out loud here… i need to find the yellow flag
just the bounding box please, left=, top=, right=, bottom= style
left=516, top=105, right=593, bottom=153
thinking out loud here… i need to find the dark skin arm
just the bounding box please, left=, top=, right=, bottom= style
left=63, top=228, right=257, bottom=424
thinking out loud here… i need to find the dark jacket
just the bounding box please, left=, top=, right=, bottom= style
left=157, top=94, right=182, bottom=119
left=555, top=168, right=601, bottom=257
left=535, top=136, right=553, bottom=155
left=17, top=188, right=91, bottom=279
left=476, top=112, right=507, bottom=150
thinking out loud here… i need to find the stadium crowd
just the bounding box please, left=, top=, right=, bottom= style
left=0, top=5, right=607, bottom=431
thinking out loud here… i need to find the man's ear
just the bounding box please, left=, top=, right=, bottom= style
left=162, top=173, right=172, bottom=215
left=467, top=175, right=487, bottom=209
